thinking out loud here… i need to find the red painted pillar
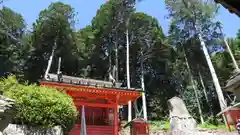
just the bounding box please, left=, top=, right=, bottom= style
left=114, top=105, right=118, bottom=135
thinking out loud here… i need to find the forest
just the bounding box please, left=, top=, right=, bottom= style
left=0, top=0, right=239, bottom=125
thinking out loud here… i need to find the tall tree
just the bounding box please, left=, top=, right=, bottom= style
left=24, top=2, right=77, bottom=82
left=0, top=7, right=26, bottom=77
left=165, top=0, right=227, bottom=113
left=92, top=0, right=136, bottom=121
left=128, top=12, right=170, bottom=119
left=91, top=0, right=134, bottom=81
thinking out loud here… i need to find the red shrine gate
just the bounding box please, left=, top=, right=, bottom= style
left=40, top=81, right=142, bottom=135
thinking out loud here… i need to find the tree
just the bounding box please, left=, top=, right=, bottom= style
left=168, top=23, right=205, bottom=121
left=24, top=2, right=78, bottom=82
left=74, top=26, right=96, bottom=78
left=216, top=22, right=239, bottom=70
left=92, top=0, right=136, bottom=121
left=0, top=7, right=26, bottom=77
left=165, top=0, right=227, bottom=114
left=90, top=0, right=174, bottom=120
left=91, top=0, right=126, bottom=80
left=128, top=12, right=171, bottom=119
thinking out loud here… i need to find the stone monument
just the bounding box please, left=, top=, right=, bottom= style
left=167, top=97, right=197, bottom=135
left=0, top=94, right=16, bottom=135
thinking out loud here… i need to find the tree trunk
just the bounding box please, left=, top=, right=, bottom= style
left=197, top=32, right=228, bottom=126
left=44, top=42, right=57, bottom=80
left=220, top=28, right=239, bottom=70
left=108, top=42, right=112, bottom=81
left=198, top=68, right=208, bottom=103
left=131, top=55, right=137, bottom=118
left=126, top=28, right=132, bottom=122
left=115, top=32, right=119, bottom=82
left=115, top=45, right=118, bottom=82
left=197, top=32, right=227, bottom=110
left=197, top=65, right=214, bottom=114
left=131, top=54, right=137, bottom=87
left=57, top=57, right=61, bottom=74
left=140, top=49, right=148, bottom=120
left=198, top=69, right=214, bottom=116
left=224, top=39, right=239, bottom=70
left=182, top=44, right=204, bottom=124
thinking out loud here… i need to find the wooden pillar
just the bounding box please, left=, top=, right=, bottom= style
left=114, top=104, right=118, bottom=135
left=114, top=94, right=120, bottom=135
left=224, top=113, right=231, bottom=131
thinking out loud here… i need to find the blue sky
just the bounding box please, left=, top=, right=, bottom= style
left=2, top=0, right=240, bottom=38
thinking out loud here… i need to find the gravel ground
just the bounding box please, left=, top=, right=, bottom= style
left=120, top=123, right=239, bottom=135
left=121, top=129, right=238, bottom=135
left=150, top=131, right=238, bottom=135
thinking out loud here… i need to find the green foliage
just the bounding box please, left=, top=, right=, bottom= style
left=0, top=7, right=26, bottom=76
left=166, top=0, right=226, bottom=119
left=212, top=51, right=233, bottom=85
left=0, top=75, right=78, bottom=131
left=150, top=120, right=230, bottom=131
left=200, top=115, right=233, bottom=131
left=150, top=120, right=232, bottom=131
left=2, top=0, right=240, bottom=129
left=24, top=2, right=78, bottom=82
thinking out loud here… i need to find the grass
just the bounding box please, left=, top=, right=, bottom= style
left=149, top=121, right=235, bottom=132
left=122, top=120, right=235, bottom=132
left=121, top=120, right=171, bottom=132
left=149, top=121, right=170, bottom=132
left=199, top=123, right=235, bottom=131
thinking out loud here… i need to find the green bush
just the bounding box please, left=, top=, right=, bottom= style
left=0, top=75, right=78, bottom=132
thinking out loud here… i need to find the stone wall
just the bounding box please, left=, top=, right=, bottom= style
left=3, top=124, right=63, bottom=135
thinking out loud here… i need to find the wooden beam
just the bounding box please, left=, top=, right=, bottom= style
left=68, top=92, right=117, bottom=104
left=74, top=101, right=115, bottom=108
left=116, top=94, right=120, bottom=103
left=68, top=91, right=116, bottom=99
left=114, top=105, right=118, bottom=135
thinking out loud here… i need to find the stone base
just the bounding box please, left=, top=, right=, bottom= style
left=170, top=117, right=197, bottom=131
left=3, top=124, right=63, bottom=135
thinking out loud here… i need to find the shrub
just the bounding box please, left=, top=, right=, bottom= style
left=0, top=75, right=78, bottom=132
